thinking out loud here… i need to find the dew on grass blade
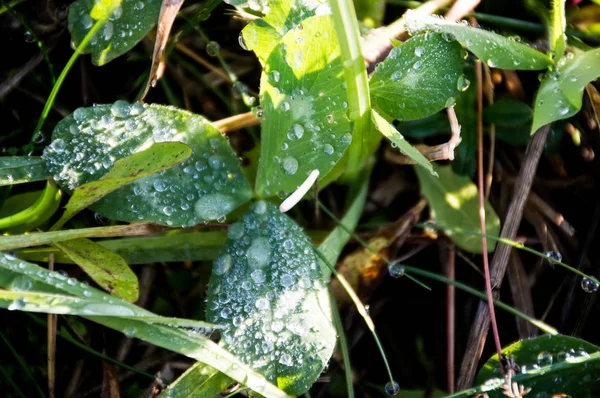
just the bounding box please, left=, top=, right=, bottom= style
left=388, top=264, right=405, bottom=278
left=384, top=380, right=400, bottom=395
left=545, top=251, right=562, bottom=262
left=581, top=277, right=599, bottom=293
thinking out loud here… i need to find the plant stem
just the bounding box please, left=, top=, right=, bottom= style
left=29, top=13, right=109, bottom=150
left=329, top=0, right=370, bottom=122
left=329, top=288, right=354, bottom=398
left=0, top=180, right=60, bottom=230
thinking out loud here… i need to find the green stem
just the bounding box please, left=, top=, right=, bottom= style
left=402, top=266, right=557, bottom=335
left=329, top=288, right=354, bottom=398
left=314, top=248, right=397, bottom=393
left=415, top=222, right=600, bottom=286
left=329, top=0, right=370, bottom=122
left=0, top=180, right=60, bottom=230
left=29, top=15, right=107, bottom=149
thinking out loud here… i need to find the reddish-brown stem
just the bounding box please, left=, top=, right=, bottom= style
left=475, top=59, right=503, bottom=358
left=446, top=243, right=456, bottom=393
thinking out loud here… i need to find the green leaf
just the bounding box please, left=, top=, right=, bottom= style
left=372, top=109, right=434, bottom=175
left=206, top=201, right=336, bottom=395
left=531, top=49, right=600, bottom=133
left=159, top=362, right=231, bottom=398
left=558, top=48, right=600, bottom=108
left=476, top=335, right=600, bottom=397
left=68, top=0, right=160, bottom=66
left=43, top=101, right=253, bottom=226
left=396, top=113, right=451, bottom=139
left=241, top=0, right=328, bottom=64
left=414, top=164, right=500, bottom=253
left=16, top=231, right=226, bottom=265
left=253, top=15, right=353, bottom=197
left=0, top=253, right=292, bottom=398
left=0, top=157, right=50, bottom=186
left=530, top=74, right=578, bottom=133
left=404, top=10, right=553, bottom=70
left=51, top=142, right=192, bottom=230
left=54, top=238, right=138, bottom=302
left=0, top=182, right=61, bottom=233
left=369, top=32, right=464, bottom=121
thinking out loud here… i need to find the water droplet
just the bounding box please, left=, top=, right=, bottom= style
left=323, top=144, right=334, bottom=155
left=287, top=124, right=304, bottom=140
left=391, top=71, right=402, bottom=81
left=279, top=352, right=293, bottom=366
left=545, top=251, right=562, bottom=262
left=388, top=264, right=405, bottom=278
left=254, top=201, right=267, bottom=215
left=102, top=22, right=114, bottom=41
left=325, top=114, right=334, bottom=123
left=194, top=193, right=236, bottom=221
left=487, top=58, right=498, bottom=68
left=10, top=276, right=33, bottom=291
left=83, top=290, right=92, bottom=297
left=558, top=106, right=570, bottom=116
left=134, top=1, right=145, bottom=10
left=537, top=352, right=553, bottom=366
left=457, top=75, right=470, bottom=91
left=255, top=107, right=264, bottom=118
left=282, top=156, right=298, bottom=175
left=206, top=41, right=220, bottom=57
left=238, top=32, right=249, bottom=50
left=246, top=237, right=271, bottom=268
left=49, top=139, right=66, bottom=154
left=255, top=297, right=269, bottom=310
left=123, top=327, right=136, bottom=337
left=110, top=100, right=130, bottom=118
left=581, top=277, right=599, bottom=293
left=384, top=380, right=400, bottom=396
left=8, top=298, right=26, bottom=311
left=24, top=31, right=35, bottom=43
left=228, top=222, right=245, bottom=240
left=414, top=46, right=425, bottom=57
left=251, top=269, right=266, bottom=284
left=412, top=60, right=422, bottom=70
left=153, top=179, right=167, bottom=192
left=342, top=133, right=352, bottom=145
left=271, top=70, right=280, bottom=83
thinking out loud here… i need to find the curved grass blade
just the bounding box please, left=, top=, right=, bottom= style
left=0, top=157, right=50, bottom=186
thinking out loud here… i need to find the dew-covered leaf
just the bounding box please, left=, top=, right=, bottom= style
left=52, top=142, right=192, bottom=230
left=54, top=238, right=138, bottom=302
left=476, top=335, right=600, bottom=397
left=253, top=15, right=353, bottom=197
left=0, top=157, right=51, bottom=186
left=159, top=361, right=231, bottom=398
left=241, top=0, right=330, bottom=64
left=205, top=201, right=336, bottom=395
left=68, top=0, right=161, bottom=66
left=558, top=48, right=600, bottom=108
left=0, top=252, right=291, bottom=398
left=43, top=102, right=253, bottom=227
left=372, top=110, right=434, bottom=175
left=531, top=74, right=578, bottom=133
left=415, top=164, right=500, bottom=253
left=370, top=32, right=463, bottom=121
left=404, top=10, right=553, bottom=70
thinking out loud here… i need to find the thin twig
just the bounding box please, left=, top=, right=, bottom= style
left=482, top=64, right=495, bottom=199
left=444, top=242, right=456, bottom=393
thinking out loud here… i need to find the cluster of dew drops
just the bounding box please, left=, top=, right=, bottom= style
left=545, top=251, right=599, bottom=293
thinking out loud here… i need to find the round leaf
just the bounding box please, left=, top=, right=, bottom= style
left=43, top=102, right=252, bottom=227
left=206, top=202, right=336, bottom=395
left=68, top=0, right=161, bottom=66
left=476, top=335, right=600, bottom=397
left=369, top=33, right=463, bottom=121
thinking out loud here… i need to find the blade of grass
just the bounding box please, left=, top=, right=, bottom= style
left=329, top=288, right=354, bottom=398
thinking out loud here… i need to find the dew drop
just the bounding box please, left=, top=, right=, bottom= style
left=228, top=222, right=245, bottom=240
left=10, top=276, right=33, bottom=291
left=246, top=237, right=271, bottom=268
left=287, top=124, right=304, bottom=140
left=323, top=144, right=334, bottom=155
left=384, top=380, right=400, bottom=396
left=8, top=298, right=26, bottom=311
left=238, top=32, right=249, bottom=50
left=255, top=297, right=269, bottom=310
left=134, top=1, right=145, bottom=10
left=581, top=277, right=599, bottom=293
left=456, top=75, right=470, bottom=91
left=545, top=251, right=562, bottom=262
left=325, top=114, right=334, bottom=123
left=24, top=31, right=35, bottom=43
left=49, top=139, right=66, bottom=154
left=206, top=41, right=220, bottom=57
left=194, top=193, right=236, bottom=221
left=271, top=70, right=280, bottom=83
left=282, top=156, right=298, bottom=175
left=391, top=71, right=402, bottom=81
left=537, top=352, right=553, bottom=366
left=251, top=269, right=266, bottom=284
left=412, top=60, right=422, bottom=70
left=254, top=200, right=267, bottom=215
left=110, top=100, right=130, bottom=118
left=414, top=46, right=425, bottom=57
left=388, top=264, right=405, bottom=278
left=153, top=179, right=168, bottom=192
left=487, top=58, right=498, bottom=68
